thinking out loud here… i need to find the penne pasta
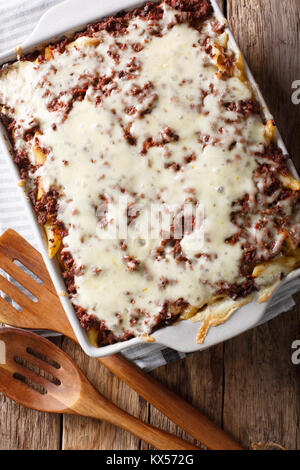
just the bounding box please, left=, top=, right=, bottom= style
left=44, top=222, right=61, bottom=259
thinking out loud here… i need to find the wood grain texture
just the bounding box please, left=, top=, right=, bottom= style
left=0, top=398, right=61, bottom=450
left=227, top=0, right=300, bottom=170
left=223, top=298, right=300, bottom=450
left=61, top=338, right=149, bottom=450
left=224, top=0, right=300, bottom=450
left=141, top=345, right=225, bottom=450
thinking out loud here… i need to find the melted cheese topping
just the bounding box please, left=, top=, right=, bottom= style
left=0, top=3, right=277, bottom=337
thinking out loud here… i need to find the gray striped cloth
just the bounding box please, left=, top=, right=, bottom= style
left=0, top=0, right=299, bottom=371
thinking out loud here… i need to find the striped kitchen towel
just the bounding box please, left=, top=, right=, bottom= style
left=0, top=0, right=299, bottom=371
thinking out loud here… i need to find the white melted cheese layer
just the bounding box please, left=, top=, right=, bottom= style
left=0, top=6, right=269, bottom=336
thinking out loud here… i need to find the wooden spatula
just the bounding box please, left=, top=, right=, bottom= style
left=0, top=229, right=243, bottom=450
left=0, top=327, right=200, bottom=450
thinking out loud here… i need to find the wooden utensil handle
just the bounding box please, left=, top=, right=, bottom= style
left=64, top=328, right=241, bottom=449
left=101, top=354, right=243, bottom=450
left=74, top=389, right=199, bottom=451
left=107, top=409, right=199, bottom=451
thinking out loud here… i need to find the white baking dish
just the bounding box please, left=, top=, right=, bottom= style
left=0, top=0, right=299, bottom=358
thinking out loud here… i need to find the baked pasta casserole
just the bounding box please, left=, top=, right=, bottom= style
left=0, top=0, right=300, bottom=346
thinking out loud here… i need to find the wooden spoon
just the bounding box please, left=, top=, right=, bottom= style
left=0, top=229, right=243, bottom=450
left=0, top=327, right=200, bottom=450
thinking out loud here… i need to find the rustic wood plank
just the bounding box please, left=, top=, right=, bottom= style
left=227, top=0, right=300, bottom=170
left=223, top=298, right=300, bottom=450
left=61, top=338, right=148, bottom=450
left=224, top=0, right=300, bottom=450
left=141, top=345, right=225, bottom=450
left=0, top=336, right=61, bottom=450
left=0, top=397, right=61, bottom=450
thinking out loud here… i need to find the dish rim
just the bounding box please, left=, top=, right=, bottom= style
left=0, top=0, right=299, bottom=358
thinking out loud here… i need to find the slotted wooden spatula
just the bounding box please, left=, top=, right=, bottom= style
left=0, top=327, right=200, bottom=450
left=0, top=229, right=243, bottom=450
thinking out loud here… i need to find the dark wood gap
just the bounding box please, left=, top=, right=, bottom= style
left=59, top=414, right=63, bottom=450
left=221, top=343, right=226, bottom=430
left=224, top=0, right=227, bottom=18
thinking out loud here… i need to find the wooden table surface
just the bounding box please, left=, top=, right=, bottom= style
left=1, top=0, right=300, bottom=451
